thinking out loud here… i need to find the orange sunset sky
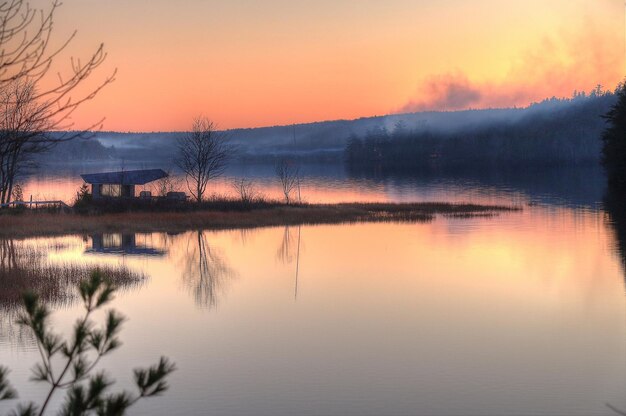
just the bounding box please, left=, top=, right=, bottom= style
left=37, top=0, right=625, bottom=131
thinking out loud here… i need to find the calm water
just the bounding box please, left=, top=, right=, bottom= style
left=14, top=161, right=606, bottom=207
left=1, top=163, right=625, bottom=415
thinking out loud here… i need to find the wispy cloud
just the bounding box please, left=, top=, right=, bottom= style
left=400, top=20, right=624, bottom=113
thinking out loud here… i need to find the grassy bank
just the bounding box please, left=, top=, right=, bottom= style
left=0, top=202, right=521, bottom=238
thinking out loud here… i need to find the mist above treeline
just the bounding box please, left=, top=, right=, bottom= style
left=39, top=85, right=617, bottom=167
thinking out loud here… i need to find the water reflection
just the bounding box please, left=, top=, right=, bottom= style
left=605, top=186, right=626, bottom=275
left=17, top=162, right=607, bottom=208
left=0, top=239, right=71, bottom=309
left=4, top=167, right=626, bottom=414
left=238, top=228, right=254, bottom=246
left=276, top=226, right=302, bottom=299
left=0, top=211, right=625, bottom=415
left=179, top=231, right=234, bottom=308
left=0, top=238, right=145, bottom=308
left=78, top=231, right=236, bottom=308
left=0, top=239, right=20, bottom=271
left=0, top=237, right=146, bottom=347
left=347, top=164, right=606, bottom=208
left=85, top=233, right=166, bottom=257
left=604, top=185, right=626, bottom=416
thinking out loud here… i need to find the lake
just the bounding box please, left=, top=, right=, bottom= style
left=13, top=161, right=608, bottom=207
left=1, top=163, right=625, bottom=416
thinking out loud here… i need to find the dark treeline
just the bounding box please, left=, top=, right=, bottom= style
left=345, top=87, right=617, bottom=172
left=31, top=86, right=620, bottom=167
left=35, top=136, right=118, bottom=162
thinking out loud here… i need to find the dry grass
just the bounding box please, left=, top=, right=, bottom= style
left=0, top=202, right=521, bottom=238
left=0, top=261, right=144, bottom=346
left=0, top=262, right=145, bottom=310
left=0, top=242, right=145, bottom=339
left=0, top=241, right=144, bottom=307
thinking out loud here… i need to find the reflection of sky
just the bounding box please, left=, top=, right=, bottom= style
left=0, top=205, right=625, bottom=415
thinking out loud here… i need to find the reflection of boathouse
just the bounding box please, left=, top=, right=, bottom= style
left=85, top=233, right=166, bottom=256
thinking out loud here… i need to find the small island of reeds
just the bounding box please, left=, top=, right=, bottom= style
left=0, top=198, right=522, bottom=239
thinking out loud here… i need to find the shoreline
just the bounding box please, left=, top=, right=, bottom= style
left=0, top=202, right=521, bottom=239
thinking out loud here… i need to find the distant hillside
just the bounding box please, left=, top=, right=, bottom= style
left=35, top=136, right=118, bottom=163
left=39, top=88, right=616, bottom=166
left=346, top=90, right=616, bottom=170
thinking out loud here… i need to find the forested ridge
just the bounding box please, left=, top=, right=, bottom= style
left=345, top=87, right=616, bottom=171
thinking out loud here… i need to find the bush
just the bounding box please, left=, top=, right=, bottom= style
left=73, top=184, right=93, bottom=214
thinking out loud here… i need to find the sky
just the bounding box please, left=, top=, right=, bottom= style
left=33, top=0, right=626, bottom=131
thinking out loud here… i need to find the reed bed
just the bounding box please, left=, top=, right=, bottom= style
left=0, top=201, right=521, bottom=238
left=0, top=263, right=144, bottom=309
left=0, top=241, right=145, bottom=310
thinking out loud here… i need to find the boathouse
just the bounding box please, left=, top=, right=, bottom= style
left=81, top=169, right=168, bottom=199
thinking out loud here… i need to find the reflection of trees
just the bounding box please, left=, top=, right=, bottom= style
left=276, top=226, right=302, bottom=299
left=276, top=226, right=296, bottom=264
left=0, top=239, right=56, bottom=311
left=238, top=228, right=256, bottom=246
left=605, top=184, right=626, bottom=416
left=0, top=239, right=19, bottom=270
left=0, top=238, right=36, bottom=345
left=605, top=185, right=626, bottom=273
left=181, top=231, right=233, bottom=308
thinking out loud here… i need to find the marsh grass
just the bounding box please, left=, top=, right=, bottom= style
left=0, top=263, right=144, bottom=308
left=71, top=193, right=289, bottom=214
left=0, top=201, right=521, bottom=238
left=0, top=241, right=143, bottom=350
left=443, top=212, right=500, bottom=219
left=0, top=242, right=145, bottom=310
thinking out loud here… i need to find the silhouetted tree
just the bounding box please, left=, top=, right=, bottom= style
left=602, top=82, right=626, bottom=189
left=176, top=117, right=230, bottom=202
left=0, top=0, right=116, bottom=205
left=231, top=178, right=259, bottom=204
left=275, top=158, right=300, bottom=204
left=0, top=1, right=115, bottom=117
left=153, top=168, right=179, bottom=197
left=0, top=79, right=49, bottom=204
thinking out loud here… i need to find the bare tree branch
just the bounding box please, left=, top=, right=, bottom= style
left=176, top=117, right=232, bottom=202
left=0, top=0, right=115, bottom=205
left=275, top=158, right=300, bottom=204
